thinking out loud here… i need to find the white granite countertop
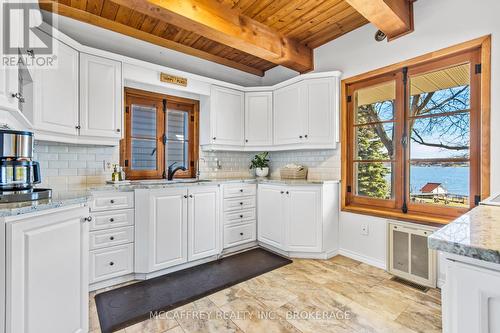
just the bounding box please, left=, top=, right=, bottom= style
left=428, top=205, right=500, bottom=264
left=0, top=178, right=339, bottom=218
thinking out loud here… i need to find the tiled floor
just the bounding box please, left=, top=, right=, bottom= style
left=89, top=255, right=442, bottom=333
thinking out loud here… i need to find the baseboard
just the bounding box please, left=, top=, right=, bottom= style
left=338, top=248, right=386, bottom=270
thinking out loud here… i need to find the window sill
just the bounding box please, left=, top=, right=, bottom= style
left=341, top=205, right=456, bottom=227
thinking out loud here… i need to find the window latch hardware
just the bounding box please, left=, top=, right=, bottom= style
left=401, top=135, right=408, bottom=147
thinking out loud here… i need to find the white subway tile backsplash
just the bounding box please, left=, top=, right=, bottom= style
left=34, top=141, right=118, bottom=191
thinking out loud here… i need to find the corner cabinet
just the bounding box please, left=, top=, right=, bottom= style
left=274, top=77, right=337, bottom=149
left=257, top=183, right=339, bottom=258
left=5, top=205, right=89, bottom=333
left=244, top=91, right=273, bottom=147
left=209, top=85, right=245, bottom=146
left=79, top=53, right=122, bottom=138
left=135, top=185, right=221, bottom=274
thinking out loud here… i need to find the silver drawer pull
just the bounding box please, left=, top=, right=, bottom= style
left=110, top=199, right=115, bottom=204
left=109, top=262, right=114, bottom=266
left=239, top=215, right=243, bottom=218
left=84, top=216, right=92, bottom=222
left=240, top=232, right=244, bottom=236
left=240, top=202, right=243, bottom=205
left=109, top=236, right=115, bottom=241
left=239, top=189, right=243, bottom=193
left=109, top=218, right=114, bottom=222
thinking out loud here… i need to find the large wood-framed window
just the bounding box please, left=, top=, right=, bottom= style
left=122, top=88, right=199, bottom=180
left=342, top=36, right=491, bottom=224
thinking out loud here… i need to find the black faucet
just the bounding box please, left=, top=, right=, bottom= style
left=167, top=162, right=187, bottom=180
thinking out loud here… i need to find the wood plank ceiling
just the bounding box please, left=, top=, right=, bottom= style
left=40, top=0, right=370, bottom=76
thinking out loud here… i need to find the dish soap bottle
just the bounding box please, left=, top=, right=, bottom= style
left=111, top=164, right=120, bottom=182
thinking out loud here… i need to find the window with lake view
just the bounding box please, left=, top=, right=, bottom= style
left=345, top=48, right=483, bottom=220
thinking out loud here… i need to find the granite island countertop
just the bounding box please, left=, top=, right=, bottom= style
left=428, top=205, right=500, bottom=264
left=0, top=178, right=340, bottom=218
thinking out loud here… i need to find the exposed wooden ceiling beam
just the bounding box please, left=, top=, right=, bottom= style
left=108, top=0, right=314, bottom=73
left=39, top=0, right=265, bottom=76
left=344, top=0, right=413, bottom=39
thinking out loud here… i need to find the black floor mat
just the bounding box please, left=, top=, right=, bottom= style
left=95, top=248, right=292, bottom=333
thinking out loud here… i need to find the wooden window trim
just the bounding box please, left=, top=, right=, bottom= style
left=341, top=35, right=491, bottom=225
left=121, top=88, right=200, bottom=180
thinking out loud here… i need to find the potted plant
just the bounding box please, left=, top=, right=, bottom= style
left=250, top=152, right=270, bottom=178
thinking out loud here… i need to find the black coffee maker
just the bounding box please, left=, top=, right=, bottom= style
left=0, top=129, right=51, bottom=203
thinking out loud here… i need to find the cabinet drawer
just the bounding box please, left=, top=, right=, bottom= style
left=90, top=191, right=134, bottom=211
left=224, top=209, right=256, bottom=225
left=223, top=184, right=256, bottom=198
left=90, top=209, right=134, bottom=231
left=89, top=243, right=133, bottom=283
left=224, top=222, right=256, bottom=248
left=89, top=226, right=134, bottom=250
left=223, top=197, right=256, bottom=212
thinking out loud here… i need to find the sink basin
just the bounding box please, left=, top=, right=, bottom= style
left=131, top=179, right=212, bottom=185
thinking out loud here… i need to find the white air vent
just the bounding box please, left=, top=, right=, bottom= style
left=388, top=221, right=437, bottom=288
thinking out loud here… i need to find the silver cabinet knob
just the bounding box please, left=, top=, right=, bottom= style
left=109, top=218, right=114, bottom=222
left=109, top=262, right=114, bottom=266
left=109, top=236, right=115, bottom=241
left=116, top=128, right=121, bottom=133
left=84, top=216, right=92, bottom=222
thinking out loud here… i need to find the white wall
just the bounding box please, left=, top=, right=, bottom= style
left=308, top=0, right=500, bottom=267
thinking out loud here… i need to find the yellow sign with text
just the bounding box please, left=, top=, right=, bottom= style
left=160, top=73, right=188, bottom=87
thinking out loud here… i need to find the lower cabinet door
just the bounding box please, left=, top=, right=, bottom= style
left=443, top=259, right=500, bottom=333
left=286, top=186, right=322, bottom=252
left=188, top=186, right=220, bottom=261
left=257, top=184, right=286, bottom=249
left=144, top=188, right=188, bottom=272
left=6, top=206, right=89, bottom=333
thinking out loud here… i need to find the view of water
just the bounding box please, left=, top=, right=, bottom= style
left=410, top=165, right=469, bottom=196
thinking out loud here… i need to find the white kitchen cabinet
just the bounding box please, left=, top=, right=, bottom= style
left=273, top=77, right=337, bottom=149
left=209, top=85, right=245, bottom=146
left=135, top=186, right=222, bottom=274
left=286, top=186, right=322, bottom=252
left=0, top=2, right=21, bottom=116
left=273, top=83, right=303, bottom=145
left=257, top=184, right=286, bottom=249
left=258, top=182, right=339, bottom=258
left=442, top=256, right=500, bottom=333
left=5, top=205, right=89, bottom=333
left=301, top=77, right=336, bottom=145
left=244, top=91, right=273, bottom=146
left=31, top=37, right=79, bottom=136
left=79, top=53, right=122, bottom=138
left=135, top=188, right=188, bottom=273
left=188, top=186, right=220, bottom=261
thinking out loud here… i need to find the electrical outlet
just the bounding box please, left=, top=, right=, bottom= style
left=105, top=161, right=113, bottom=171
left=361, top=224, right=369, bottom=236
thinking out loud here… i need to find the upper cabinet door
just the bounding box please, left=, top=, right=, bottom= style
left=273, top=83, right=303, bottom=145
left=79, top=53, right=122, bottom=138
left=0, top=2, right=20, bottom=113
left=33, top=38, right=79, bottom=135
left=301, top=77, right=336, bottom=146
left=210, top=85, right=244, bottom=146
left=187, top=186, right=220, bottom=261
left=244, top=91, right=273, bottom=146
left=286, top=186, right=322, bottom=252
